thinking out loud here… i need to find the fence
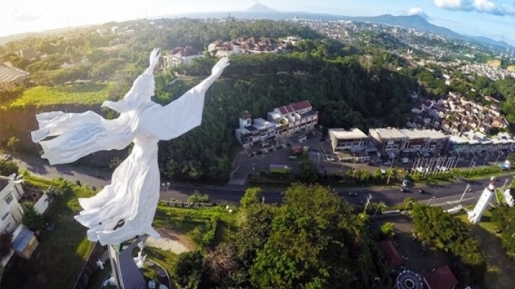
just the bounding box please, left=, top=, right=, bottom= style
left=72, top=242, right=105, bottom=289
left=159, top=201, right=215, bottom=208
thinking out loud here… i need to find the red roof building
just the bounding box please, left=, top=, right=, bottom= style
left=377, top=239, right=404, bottom=268
left=423, top=265, right=458, bottom=289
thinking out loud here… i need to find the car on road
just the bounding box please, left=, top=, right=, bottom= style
left=402, top=179, right=409, bottom=187
left=348, top=192, right=357, bottom=197
left=326, top=154, right=335, bottom=162
left=400, top=188, right=410, bottom=193
left=418, top=189, right=429, bottom=194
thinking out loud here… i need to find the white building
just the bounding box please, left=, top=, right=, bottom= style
left=0, top=64, right=29, bottom=90
left=328, top=128, right=369, bottom=152
left=1, top=175, right=44, bottom=266
left=162, top=47, right=203, bottom=70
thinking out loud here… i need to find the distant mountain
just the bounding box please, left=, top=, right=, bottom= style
left=246, top=3, right=277, bottom=13
left=155, top=8, right=513, bottom=50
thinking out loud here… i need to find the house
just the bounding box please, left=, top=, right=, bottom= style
left=492, top=132, right=513, bottom=151
left=162, top=47, right=203, bottom=69
left=423, top=265, right=458, bottom=289
left=0, top=175, right=40, bottom=267
left=0, top=64, right=29, bottom=90
left=328, top=128, right=369, bottom=153
left=18, top=48, right=37, bottom=60
left=368, top=128, right=408, bottom=156
left=268, top=100, right=318, bottom=137
left=235, top=111, right=279, bottom=147
left=377, top=239, right=404, bottom=269
left=235, top=100, right=318, bottom=147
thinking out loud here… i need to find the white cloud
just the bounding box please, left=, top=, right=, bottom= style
left=434, top=0, right=513, bottom=16
left=406, top=6, right=430, bottom=18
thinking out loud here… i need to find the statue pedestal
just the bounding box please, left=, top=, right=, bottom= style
left=108, top=235, right=148, bottom=289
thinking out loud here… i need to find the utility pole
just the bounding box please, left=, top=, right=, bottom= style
left=459, top=184, right=471, bottom=203
left=363, top=194, right=372, bottom=213
left=426, top=196, right=436, bottom=206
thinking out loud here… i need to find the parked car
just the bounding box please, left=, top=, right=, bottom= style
left=418, top=189, right=427, bottom=194
left=402, top=180, right=409, bottom=187
left=298, top=134, right=307, bottom=143
left=326, top=154, right=335, bottom=162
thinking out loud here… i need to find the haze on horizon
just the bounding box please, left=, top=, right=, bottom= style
left=2, top=0, right=515, bottom=45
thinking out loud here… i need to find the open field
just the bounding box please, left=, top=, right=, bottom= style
left=487, top=59, right=501, bottom=67
left=7, top=82, right=113, bottom=107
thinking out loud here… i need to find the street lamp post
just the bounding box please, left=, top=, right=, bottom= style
left=459, top=184, right=471, bottom=203
left=374, top=203, right=386, bottom=216
left=426, top=196, right=436, bottom=206
left=363, top=194, right=372, bottom=213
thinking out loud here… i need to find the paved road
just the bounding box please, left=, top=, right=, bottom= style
left=11, top=153, right=512, bottom=209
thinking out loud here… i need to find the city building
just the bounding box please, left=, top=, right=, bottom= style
left=491, top=132, right=514, bottom=151
left=368, top=128, right=408, bottom=157
left=328, top=128, right=369, bottom=152
left=446, top=134, right=470, bottom=153
left=399, top=129, right=429, bottom=153
left=235, top=101, right=318, bottom=147
left=419, top=129, right=449, bottom=153
left=0, top=64, right=29, bottom=90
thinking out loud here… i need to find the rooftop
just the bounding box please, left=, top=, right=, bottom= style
left=277, top=100, right=312, bottom=115
left=0, top=64, right=29, bottom=83
left=399, top=129, right=428, bottom=139
left=377, top=239, right=404, bottom=268
left=370, top=128, right=407, bottom=140
left=420, top=129, right=448, bottom=139
left=329, top=128, right=368, bottom=140
left=423, top=265, right=458, bottom=289
left=449, top=135, right=469, bottom=144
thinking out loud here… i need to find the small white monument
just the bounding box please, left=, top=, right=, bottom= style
left=468, top=177, right=497, bottom=224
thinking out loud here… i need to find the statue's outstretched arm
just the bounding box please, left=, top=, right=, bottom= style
left=139, top=57, right=230, bottom=141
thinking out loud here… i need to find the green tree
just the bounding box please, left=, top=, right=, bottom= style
left=0, top=160, right=18, bottom=176
left=6, top=137, right=20, bottom=154
left=173, top=251, right=206, bottom=289
left=240, top=187, right=262, bottom=209
left=22, top=205, right=46, bottom=231
left=0, top=232, right=13, bottom=259
left=380, top=222, right=395, bottom=238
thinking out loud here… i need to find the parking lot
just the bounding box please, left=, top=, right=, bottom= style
left=229, top=131, right=512, bottom=185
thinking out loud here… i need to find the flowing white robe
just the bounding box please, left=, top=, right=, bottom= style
left=31, top=64, right=223, bottom=246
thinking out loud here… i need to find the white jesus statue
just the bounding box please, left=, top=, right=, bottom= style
left=32, top=49, right=230, bottom=245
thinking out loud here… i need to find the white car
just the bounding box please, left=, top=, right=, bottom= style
left=401, top=157, right=409, bottom=164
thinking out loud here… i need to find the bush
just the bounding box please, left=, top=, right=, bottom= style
left=22, top=205, right=46, bottom=231
left=188, top=191, right=210, bottom=203
left=380, top=222, right=395, bottom=238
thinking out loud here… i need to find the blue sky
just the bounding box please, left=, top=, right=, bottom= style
left=1, top=0, right=515, bottom=45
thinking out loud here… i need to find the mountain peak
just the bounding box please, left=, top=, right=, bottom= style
left=246, top=3, right=277, bottom=13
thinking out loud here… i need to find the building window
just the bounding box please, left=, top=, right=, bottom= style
left=5, top=193, right=14, bottom=205
left=1, top=212, right=8, bottom=221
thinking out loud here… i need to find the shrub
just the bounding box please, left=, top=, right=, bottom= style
left=22, top=205, right=46, bottom=231
left=188, top=191, right=210, bottom=203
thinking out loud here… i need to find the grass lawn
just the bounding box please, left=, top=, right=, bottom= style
left=455, top=209, right=515, bottom=289
left=7, top=82, right=113, bottom=107
left=0, top=176, right=96, bottom=289
left=153, top=205, right=239, bottom=245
